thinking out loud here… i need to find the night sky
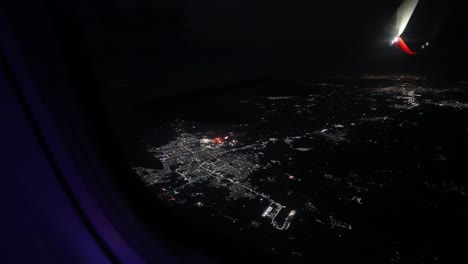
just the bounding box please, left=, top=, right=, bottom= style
left=62, top=0, right=464, bottom=97
left=10, top=0, right=465, bottom=99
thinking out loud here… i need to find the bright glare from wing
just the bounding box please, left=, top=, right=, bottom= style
left=396, top=0, right=419, bottom=36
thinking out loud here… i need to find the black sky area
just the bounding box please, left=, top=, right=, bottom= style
left=5, top=0, right=467, bottom=99
left=59, top=0, right=464, bottom=96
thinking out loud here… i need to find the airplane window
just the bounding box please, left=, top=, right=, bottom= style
left=3, top=0, right=468, bottom=263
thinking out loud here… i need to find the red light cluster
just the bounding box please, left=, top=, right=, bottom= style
left=394, top=37, right=416, bottom=55
left=212, top=137, right=223, bottom=144
left=210, top=136, right=230, bottom=144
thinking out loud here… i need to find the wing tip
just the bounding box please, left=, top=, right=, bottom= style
left=394, top=37, right=416, bottom=55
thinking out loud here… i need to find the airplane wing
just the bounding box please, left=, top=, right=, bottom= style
left=396, top=0, right=419, bottom=36
left=391, top=0, right=419, bottom=54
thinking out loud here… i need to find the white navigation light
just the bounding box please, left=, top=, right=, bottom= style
left=426, top=42, right=429, bottom=46
left=395, top=0, right=419, bottom=36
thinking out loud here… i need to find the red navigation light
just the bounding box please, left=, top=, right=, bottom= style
left=212, top=137, right=223, bottom=144
left=394, top=36, right=416, bottom=55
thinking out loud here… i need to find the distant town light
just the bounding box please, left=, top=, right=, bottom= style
left=200, top=138, right=211, bottom=144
